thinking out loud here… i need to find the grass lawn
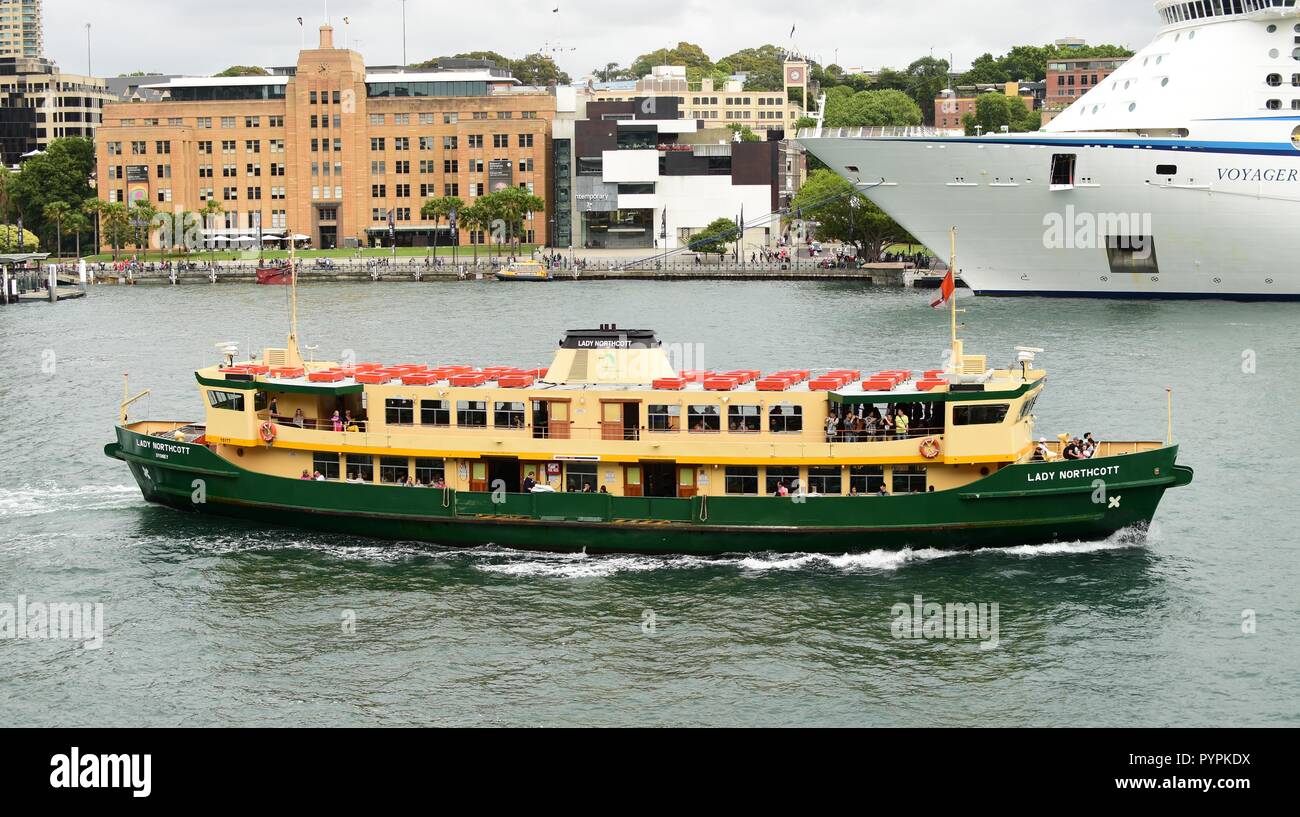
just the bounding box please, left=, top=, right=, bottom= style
left=81, top=245, right=541, bottom=263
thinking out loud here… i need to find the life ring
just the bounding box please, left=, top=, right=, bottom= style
left=919, top=437, right=941, bottom=460
left=259, top=422, right=278, bottom=444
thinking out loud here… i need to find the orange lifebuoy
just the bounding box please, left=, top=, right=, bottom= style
left=919, top=437, right=941, bottom=460
left=259, top=421, right=278, bottom=443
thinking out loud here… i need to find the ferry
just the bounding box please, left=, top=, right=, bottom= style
left=104, top=257, right=1193, bottom=555
left=798, top=0, right=1300, bottom=300
left=494, top=260, right=552, bottom=282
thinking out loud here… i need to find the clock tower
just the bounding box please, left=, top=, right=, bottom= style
left=783, top=57, right=809, bottom=128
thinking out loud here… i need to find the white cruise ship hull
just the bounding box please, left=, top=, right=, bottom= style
left=800, top=133, right=1300, bottom=300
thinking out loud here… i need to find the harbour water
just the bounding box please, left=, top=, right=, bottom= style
left=1, top=282, right=1296, bottom=726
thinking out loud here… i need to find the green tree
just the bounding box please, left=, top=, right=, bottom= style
left=82, top=198, right=105, bottom=256
left=824, top=88, right=923, bottom=128
left=420, top=195, right=465, bottom=248
left=629, top=42, right=713, bottom=80
left=66, top=211, right=88, bottom=258
left=690, top=217, right=739, bottom=258
left=101, top=202, right=131, bottom=260
left=0, top=224, right=39, bottom=253
left=413, top=51, right=570, bottom=84
left=200, top=199, right=224, bottom=264
left=791, top=169, right=918, bottom=263
left=718, top=45, right=784, bottom=91
left=480, top=186, right=544, bottom=255
left=129, top=200, right=159, bottom=259
left=728, top=124, right=761, bottom=142
left=6, top=137, right=96, bottom=244
left=904, top=56, right=951, bottom=125
left=459, top=202, right=486, bottom=264
left=43, top=201, right=71, bottom=258
left=962, top=92, right=1041, bottom=135
left=214, top=65, right=269, bottom=77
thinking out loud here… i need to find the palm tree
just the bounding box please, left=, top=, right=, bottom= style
left=200, top=199, right=224, bottom=265
left=129, top=200, right=159, bottom=260
left=67, top=212, right=88, bottom=260
left=460, top=202, right=484, bottom=265
left=419, top=195, right=464, bottom=254
left=82, top=198, right=105, bottom=258
left=101, top=202, right=130, bottom=260
left=44, top=201, right=71, bottom=260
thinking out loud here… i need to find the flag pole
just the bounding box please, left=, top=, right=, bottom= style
left=949, top=226, right=958, bottom=347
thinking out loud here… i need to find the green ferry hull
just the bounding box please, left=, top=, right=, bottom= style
left=107, top=427, right=1192, bottom=556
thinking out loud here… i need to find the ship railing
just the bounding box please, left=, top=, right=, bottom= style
left=268, top=414, right=369, bottom=434
left=266, top=420, right=961, bottom=453
left=796, top=125, right=951, bottom=140
left=1033, top=439, right=1168, bottom=461
left=826, top=427, right=944, bottom=443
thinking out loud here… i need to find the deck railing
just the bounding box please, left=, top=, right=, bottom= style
left=796, top=125, right=951, bottom=140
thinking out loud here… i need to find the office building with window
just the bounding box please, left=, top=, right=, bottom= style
left=586, top=56, right=810, bottom=136
left=0, top=0, right=41, bottom=58
left=0, top=56, right=112, bottom=166
left=1043, top=57, right=1126, bottom=124
left=572, top=97, right=781, bottom=251
left=94, top=25, right=556, bottom=249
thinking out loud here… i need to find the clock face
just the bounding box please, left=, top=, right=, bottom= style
left=318, top=64, right=328, bottom=73
left=787, top=67, right=803, bottom=84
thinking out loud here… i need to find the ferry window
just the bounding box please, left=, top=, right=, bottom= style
left=313, top=452, right=341, bottom=481
left=953, top=404, right=1011, bottom=426
left=415, top=458, right=445, bottom=486
left=1105, top=234, right=1159, bottom=274
left=1267, top=73, right=1283, bottom=87
left=769, top=404, right=803, bottom=433
left=345, top=454, right=374, bottom=482
left=688, top=405, right=721, bottom=433
left=648, top=404, right=681, bottom=432
left=385, top=398, right=415, bottom=426
left=850, top=466, right=885, bottom=495
left=254, top=392, right=269, bottom=412
left=1050, top=154, right=1076, bottom=187
left=725, top=466, right=760, bottom=495
left=457, top=401, right=487, bottom=427
left=892, top=465, right=928, bottom=495
left=208, top=390, right=246, bottom=411
left=565, top=462, right=598, bottom=493
left=1155, top=164, right=1177, bottom=176
left=728, top=405, right=761, bottom=433
left=494, top=401, right=526, bottom=428
left=765, top=466, right=799, bottom=495
left=808, top=466, right=843, bottom=496
left=420, top=400, right=450, bottom=426
left=379, top=457, right=409, bottom=485
left=1017, top=395, right=1040, bottom=422
left=1267, top=99, right=1283, bottom=110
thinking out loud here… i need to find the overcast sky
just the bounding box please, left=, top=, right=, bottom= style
left=50, top=0, right=1157, bottom=79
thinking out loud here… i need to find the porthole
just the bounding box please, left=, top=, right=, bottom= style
left=1150, top=276, right=1160, bottom=283
left=1143, top=57, right=1149, bottom=66
left=1295, top=24, right=1300, bottom=33
left=1189, top=31, right=1196, bottom=40
left=1293, top=47, right=1300, bottom=61
left=1213, top=277, right=1222, bottom=284
left=1129, top=102, right=1137, bottom=112
left=1124, top=80, right=1131, bottom=89
left=1100, top=276, right=1110, bottom=282
left=1267, top=99, right=1283, bottom=110
left=1266, top=278, right=1275, bottom=284
left=1270, top=49, right=1280, bottom=58
left=1268, top=24, right=1278, bottom=33
left=1268, top=73, right=1283, bottom=86
left=1292, top=125, right=1300, bottom=147
left=1161, top=78, right=1170, bottom=87
left=1175, top=33, right=1181, bottom=42
left=1156, top=55, right=1164, bottom=64
left=1092, top=105, right=1100, bottom=113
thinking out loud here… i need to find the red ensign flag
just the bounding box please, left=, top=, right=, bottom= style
left=930, top=269, right=956, bottom=308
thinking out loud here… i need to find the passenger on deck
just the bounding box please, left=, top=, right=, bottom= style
left=293, top=409, right=306, bottom=428
left=1063, top=438, right=1084, bottom=460
left=270, top=398, right=279, bottom=416
left=776, top=481, right=789, bottom=497
left=432, top=477, right=447, bottom=489
left=599, top=485, right=609, bottom=494
left=523, top=473, right=537, bottom=493
left=876, top=485, right=889, bottom=497
left=894, top=409, right=910, bottom=439
left=848, top=485, right=860, bottom=497
left=331, top=411, right=343, bottom=432
left=314, top=471, right=326, bottom=482
left=300, top=470, right=312, bottom=480
left=825, top=415, right=837, bottom=441
left=1032, top=438, right=1052, bottom=462
left=1082, top=433, right=1098, bottom=459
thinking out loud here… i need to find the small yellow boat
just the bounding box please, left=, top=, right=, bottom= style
left=494, top=260, right=552, bottom=282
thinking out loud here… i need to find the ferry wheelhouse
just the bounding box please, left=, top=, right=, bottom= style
left=107, top=316, right=1193, bottom=555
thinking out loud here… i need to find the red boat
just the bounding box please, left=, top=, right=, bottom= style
left=256, top=264, right=294, bottom=286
